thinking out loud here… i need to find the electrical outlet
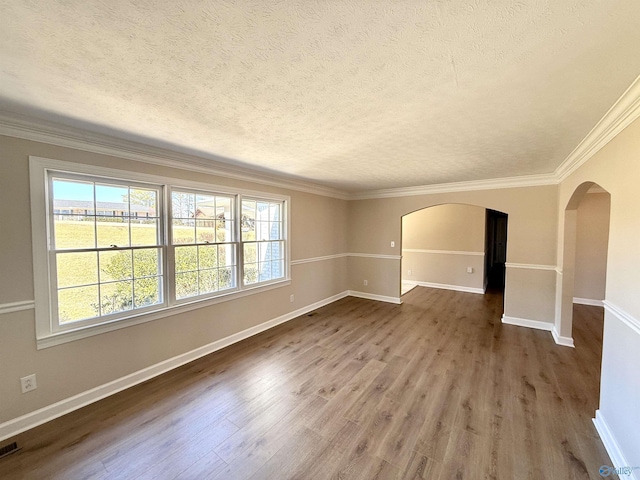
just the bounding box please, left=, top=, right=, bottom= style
left=467, top=267, right=474, bottom=274
left=390, top=241, right=395, bottom=247
left=363, top=280, right=368, bottom=286
left=408, top=270, right=412, bottom=276
left=290, top=294, right=294, bottom=303
left=21, top=374, right=37, bottom=394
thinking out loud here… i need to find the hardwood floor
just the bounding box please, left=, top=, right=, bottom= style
left=1, top=288, right=610, bottom=479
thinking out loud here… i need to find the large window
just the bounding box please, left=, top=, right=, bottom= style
left=171, top=190, right=237, bottom=300
left=241, top=198, right=285, bottom=285
left=31, top=157, right=289, bottom=347
left=50, top=175, right=164, bottom=326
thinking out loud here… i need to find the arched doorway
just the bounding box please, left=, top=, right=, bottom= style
left=558, top=182, right=611, bottom=343
left=400, top=204, right=508, bottom=305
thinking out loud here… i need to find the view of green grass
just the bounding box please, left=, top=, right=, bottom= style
left=54, top=219, right=273, bottom=324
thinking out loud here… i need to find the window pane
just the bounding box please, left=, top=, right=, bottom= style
left=176, top=271, right=198, bottom=299
left=133, top=248, right=161, bottom=278
left=175, top=246, right=197, bottom=273
left=97, top=218, right=130, bottom=248
left=58, top=285, right=99, bottom=323
left=219, top=244, right=236, bottom=268
left=258, top=261, right=272, bottom=282
left=257, top=242, right=267, bottom=262
left=196, top=219, right=216, bottom=244
left=101, top=281, right=133, bottom=315
left=134, top=277, right=161, bottom=308
left=217, top=197, right=233, bottom=220
left=100, top=250, right=133, bottom=282
left=244, top=243, right=257, bottom=264
left=131, top=219, right=159, bottom=246
left=172, top=192, right=195, bottom=218
left=269, top=222, right=282, bottom=240
left=244, top=263, right=258, bottom=285
left=242, top=200, right=256, bottom=241
left=269, top=203, right=281, bottom=222
left=128, top=188, right=157, bottom=215
left=195, top=194, right=215, bottom=219
left=54, top=216, right=96, bottom=249
left=96, top=184, right=129, bottom=217
left=199, top=245, right=217, bottom=269
left=216, top=219, right=233, bottom=242
left=268, top=241, right=284, bottom=260
left=56, top=252, right=98, bottom=288
left=199, top=269, right=218, bottom=295
left=219, top=267, right=234, bottom=290
left=53, top=179, right=94, bottom=203
left=172, top=219, right=195, bottom=245
left=271, top=260, right=284, bottom=280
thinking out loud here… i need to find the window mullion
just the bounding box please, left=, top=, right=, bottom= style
left=237, top=195, right=244, bottom=289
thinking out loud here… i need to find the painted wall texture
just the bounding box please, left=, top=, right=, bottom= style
left=557, top=117, right=640, bottom=469
left=401, top=204, right=486, bottom=291
left=0, top=116, right=638, bottom=468
left=348, top=185, right=559, bottom=323
left=0, top=136, right=349, bottom=424
left=574, top=192, right=610, bottom=302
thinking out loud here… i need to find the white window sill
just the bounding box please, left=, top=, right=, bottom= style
left=37, top=278, right=291, bottom=349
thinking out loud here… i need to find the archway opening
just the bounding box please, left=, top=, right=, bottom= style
left=400, top=204, right=508, bottom=310
left=559, top=182, right=610, bottom=345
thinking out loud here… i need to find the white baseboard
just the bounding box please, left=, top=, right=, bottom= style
left=402, top=280, right=484, bottom=295
left=551, top=326, right=575, bottom=348
left=593, top=410, right=640, bottom=480
left=502, top=315, right=575, bottom=348
left=347, top=290, right=402, bottom=305
left=501, top=314, right=553, bottom=331
left=573, top=297, right=604, bottom=307
left=0, top=291, right=349, bottom=443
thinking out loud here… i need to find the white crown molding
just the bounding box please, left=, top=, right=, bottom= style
left=350, top=75, right=640, bottom=200
left=2, top=74, right=638, bottom=201
left=348, top=173, right=558, bottom=200
left=0, top=112, right=349, bottom=200
left=555, top=74, right=640, bottom=181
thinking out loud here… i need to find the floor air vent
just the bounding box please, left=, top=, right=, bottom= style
left=0, top=441, right=20, bottom=459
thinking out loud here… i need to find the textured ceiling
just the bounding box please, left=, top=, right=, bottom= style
left=1, top=1, right=639, bottom=192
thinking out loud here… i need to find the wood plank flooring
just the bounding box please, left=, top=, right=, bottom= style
left=1, top=288, right=610, bottom=479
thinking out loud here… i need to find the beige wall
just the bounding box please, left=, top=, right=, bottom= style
left=574, top=192, right=610, bottom=301
left=401, top=204, right=485, bottom=290
left=0, top=136, right=349, bottom=424
left=348, top=185, right=558, bottom=321
left=557, top=116, right=640, bottom=467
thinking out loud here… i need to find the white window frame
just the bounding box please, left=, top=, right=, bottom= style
left=169, top=187, right=240, bottom=303
left=30, top=156, right=290, bottom=349
left=47, top=172, right=167, bottom=332
left=240, top=196, right=287, bottom=287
